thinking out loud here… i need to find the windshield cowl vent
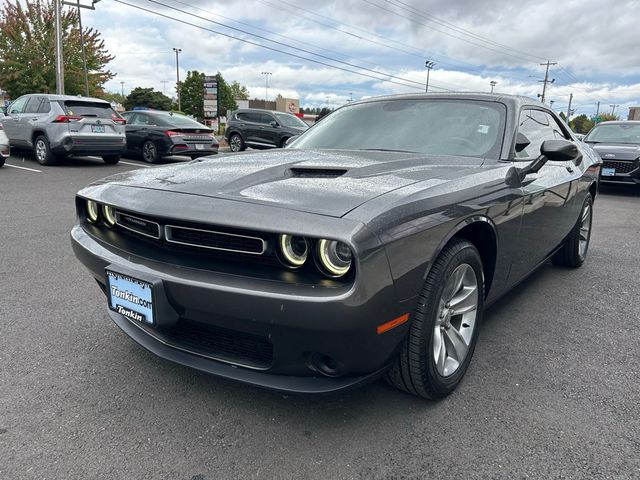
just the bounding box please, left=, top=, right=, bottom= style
left=289, top=168, right=348, bottom=178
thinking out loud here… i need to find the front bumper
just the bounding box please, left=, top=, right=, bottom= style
left=600, top=159, right=640, bottom=184
left=71, top=225, right=411, bottom=393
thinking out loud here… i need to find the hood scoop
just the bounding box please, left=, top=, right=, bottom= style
left=290, top=167, right=348, bottom=178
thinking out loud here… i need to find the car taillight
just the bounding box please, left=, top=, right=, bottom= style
left=112, top=114, right=126, bottom=124
left=165, top=130, right=181, bottom=137
left=53, top=115, right=82, bottom=123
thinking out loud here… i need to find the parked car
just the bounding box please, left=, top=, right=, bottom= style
left=224, top=108, right=308, bottom=152
left=583, top=121, right=640, bottom=185
left=0, top=120, right=9, bottom=167
left=0, top=94, right=126, bottom=165
left=120, top=110, right=218, bottom=163
left=72, top=93, right=600, bottom=399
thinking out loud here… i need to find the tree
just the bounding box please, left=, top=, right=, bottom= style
left=597, top=113, right=618, bottom=122
left=569, top=114, right=595, bottom=134
left=216, top=72, right=237, bottom=116
left=178, top=70, right=205, bottom=120
left=124, top=87, right=173, bottom=111
left=230, top=80, right=249, bottom=100
left=0, top=0, right=114, bottom=99
left=100, top=92, right=126, bottom=105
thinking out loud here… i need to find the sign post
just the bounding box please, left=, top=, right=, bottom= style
left=203, top=75, right=219, bottom=131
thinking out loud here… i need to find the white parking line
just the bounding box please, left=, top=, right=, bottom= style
left=4, top=163, right=42, bottom=173
left=119, top=161, right=151, bottom=168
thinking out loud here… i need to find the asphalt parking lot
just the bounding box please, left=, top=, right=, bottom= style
left=1, top=153, right=639, bottom=480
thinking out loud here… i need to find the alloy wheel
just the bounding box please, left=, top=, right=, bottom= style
left=230, top=135, right=242, bottom=152
left=432, top=263, right=479, bottom=377
left=578, top=203, right=592, bottom=260
left=143, top=142, right=157, bottom=162
left=35, top=139, right=46, bottom=163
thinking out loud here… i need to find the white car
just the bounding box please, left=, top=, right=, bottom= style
left=0, top=120, right=9, bottom=167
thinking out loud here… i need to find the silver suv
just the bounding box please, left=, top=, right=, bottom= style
left=1, top=94, right=126, bottom=165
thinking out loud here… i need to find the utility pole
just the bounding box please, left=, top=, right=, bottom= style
left=63, top=0, right=101, bottom=96
left=425, top=60, right=435, bottom=93
left=565, top=93, right=573, bottom=122
left=54, top=0, right=65, bottom=94
left=173, top=47, right=182, bottom=111
left=261, top=71, right=272, bottom=104
left=539, top=60, right=557, bottom=103
left=610, top=104, right=620, bottom=116
left=120, top=81, right=125, bottom=97
left=595, top=101, right=600, bottom=117
left=490, top=80, right=497, bottom=93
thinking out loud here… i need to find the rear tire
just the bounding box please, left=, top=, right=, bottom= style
left=386, top=239, right=484, bottom=399
left=0, top=156, right=5, bottom=167
left=102, top=155, right=120, bottom=165
left=34, top=135, right=57, bottom=166
left=552, top=194, right=593, bottom=268
left=142, top=140, right=159, bottom=163
left=229, top=133, right=245, bottom=152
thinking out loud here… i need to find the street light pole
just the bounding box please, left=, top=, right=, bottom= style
left=120, top=81, right=125, bottom=97
left=173, top=47, right=182, bottom=111
left=490, top=80, right=497, bottom=93
left=54, top=0, right=65, bottom=94
left=424, top=60, right=435, bottom=93
left=261, top=71, right=272, bottom=105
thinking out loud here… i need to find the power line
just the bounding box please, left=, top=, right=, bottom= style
left=111, top=0, right=439, bottom=91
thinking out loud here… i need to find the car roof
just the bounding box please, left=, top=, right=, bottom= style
left=348, top=92, right=546, bottom=110
left=21, top=93, right=110, bottom=104
left=235, top=108, right=295, bottom=116
left=591, top=120, right=640, bottom=125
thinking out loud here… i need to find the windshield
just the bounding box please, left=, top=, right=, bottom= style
left=63, top=101, right=115, bottom=119
left=584, top=123, right=640, bottom=144
left=292, top=99, right=506, bottom=157
left=274, top=112, right=308, bottom=129
left=153, top=113, right=207, bottom=128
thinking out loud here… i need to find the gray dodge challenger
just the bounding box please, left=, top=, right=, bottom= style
left=71, top=93, right=601, bottom=399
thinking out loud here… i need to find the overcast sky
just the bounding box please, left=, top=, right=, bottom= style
left=80, top=0, right=640, bottom=118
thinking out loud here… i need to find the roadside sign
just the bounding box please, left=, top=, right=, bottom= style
left=203, top=75, right=218, bottom=119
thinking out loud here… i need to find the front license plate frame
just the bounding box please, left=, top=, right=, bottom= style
left=91, top=125, right=106, bottom=133
left=106, top=270, right=155, bottom=325
left=602, top=167, right=616, bottom=176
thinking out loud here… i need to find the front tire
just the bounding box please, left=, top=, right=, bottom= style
left=552, top=194, right=593, bottom=268
left=102, top=155, right=120, bottom=165
left=386, top=239, right=484, bottom=399
left=228, top=133, right=245, bottom=152
left=142, top=140, right=159, bottom=163
left=34, top=135, right=57, bottom=166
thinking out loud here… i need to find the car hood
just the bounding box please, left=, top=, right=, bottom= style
left=99, top=149, right=485, bottom=217
left=590, top=143, right=640, bottom=161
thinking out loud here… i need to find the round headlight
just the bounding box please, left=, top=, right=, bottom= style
left=278, top=234, right=308, bottom=268
left=317, top=239, right=352, bottom=277
left=86, top=200, right=99, bottom=223
left=103, top=205, right=116, bottom=227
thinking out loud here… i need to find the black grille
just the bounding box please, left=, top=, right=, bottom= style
left=603, top=159, right=640, bottom=174
left=116, top=212, right=160, bottom=238
left=166, top=225, right=265, bottom=254
left=157, top=319, right=273, bottom=368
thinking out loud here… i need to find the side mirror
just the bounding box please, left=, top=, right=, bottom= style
left=284, top=135, right=299, bottom=147
left=269, top=120, right=278, bottom=128
left=540, top=139, right=581, bottom=163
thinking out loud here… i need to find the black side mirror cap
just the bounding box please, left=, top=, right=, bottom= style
left=270, top=121, right=278, bottom=127
left=540, top=139, right=581, bottom=163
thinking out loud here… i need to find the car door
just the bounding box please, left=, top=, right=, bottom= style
left=21, top=96, right=48, bottom=147
left=241, top=112, right=264, bottom=146
left=2, top=96, right=29, bottom=144
left=124, top=113, right=147, bottom=153
left=258, top=113, right=279, bottom=147
left=509, top=107, right=581, bottom=282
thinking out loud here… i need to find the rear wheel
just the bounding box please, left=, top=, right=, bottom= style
left=386, top=239, right=484, bottom=399
left=34, top=135, right=57, bottom=166
left=142, top=140, right=159, bottom=163
left=0, top=156, right=5, bottom=167
left=102, top=155, right=120, bottom=165
left=552, top=194, right=593, bottom=268
left=229, top=133, right=245, bottom=152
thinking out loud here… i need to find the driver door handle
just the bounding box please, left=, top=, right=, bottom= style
left=566, top=165, right=574, bottom=173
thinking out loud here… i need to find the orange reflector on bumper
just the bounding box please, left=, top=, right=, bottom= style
left=376, top=313, right=409, bottom=334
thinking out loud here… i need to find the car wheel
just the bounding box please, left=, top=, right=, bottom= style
left=386, top=238, right=484, bottom=399
left=0, top=156, right=5, bottom=167
left=34, top=135, right=57, bottom=166
left=142, top=141, right=159, bottom=163
left=552, top=194, right=593, bottom=268
left=102, top=155, right=121, bottom=165
left=229, top=133, right=245, bottom=152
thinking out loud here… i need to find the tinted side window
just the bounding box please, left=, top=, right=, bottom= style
left=259, top=113, right=275, bottom=125
left=24, top=97, right=42, bottom=114
left=9, top=96, right=29, bottom=114
left=545, top=112, right=569, bottom=140
left=242, top=112, right=262, bottom=123
left=516, top=109, right=554, bottom=159
left=37, top=98, right=51, bottom=114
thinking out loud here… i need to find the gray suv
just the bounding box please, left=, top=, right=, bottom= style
left=1, top=94, right=126, bottom=165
